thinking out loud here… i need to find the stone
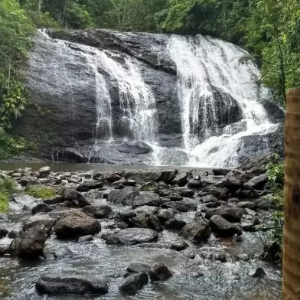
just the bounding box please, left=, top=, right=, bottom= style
left=237, top=201, right=256, bottom=210
left=245, top=173, right=268, bottom=190
left=78, top=235, right=94, bottom=242
left=149, top=263, right=172, bottom=282
left=102, top=228, right=158, bottom=245
left=178, top=189, right=195, bottom=198
left=255, top=197, right=278, bottom=210
left=60, top=188, right=90, bottom=207
left=158, top=170, right=178, bottom=184
left=171, top=172, right=188, bottom=186
left=164, top=218, right=186, bottom=230
left=187, top=179, right=202, bottom=189
left=32, top=203, right=52, bottom=215
left=10, top=226, right=50, bottom=259
left=82, top=205, right=112, bottom=219
left=107, top=188, right=139, bottom=206
left=203, top=186, right=228, bottom=199
left=23, top=214, right=55, bottom=234
left=119, top=273, right=148, bottom=295
left=76, top=180, right=103, bottom=192
left=36, top=275, right=108, bottom=295
left=11, top=194, right=38, bottom=211
left=169, top=192, right=183, bottom=201
left=39, top=166, right=51, bottom=178
left=220, top=177, right=243, bottom=192
left=200, top=195, right=218, bottom=203
left=161, top=200, right=197, bottom=212
left=212, top=168, right=231, bottom=176
left=205, top=207, right=246, bottom=222
left=241, top=215, right=259, bottom=231
left=199, top=247, right=227, bottom=262
left=0, top=225, right=8, bottom=239
left=209, top=215, right=242, bottom=237
left=237, top=189, right=259, bottom=199
left=54, top=210, right=101, bottom=239
left=129, top=213, right=163, bottom=232
left=181, top=222, right=211, bottom=244
left=132, top=192, right=161, bottom=208
left=249, top=267, right=266, bottom=278
left=157, top=209, right=175, bottom=223
left=135, top=206, right=158, bottom=215
left=8, top=229, right=19, bottom=239
left=127, top=263, right=150, bottom=273
left=170, top=239, right=188, bottom=251
left=117, top=141, right=153, bottom=154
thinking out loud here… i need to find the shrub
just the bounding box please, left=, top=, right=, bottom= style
left=26, top=185, right=56, bottom=199
left=0, top=176, right=17, bottom=213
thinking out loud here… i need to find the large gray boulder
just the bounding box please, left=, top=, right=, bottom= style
left=119, top=273, right=148, bottom=295
left=209, top=215, right=242, bottom=237
left=54, top=210, right=101, bottom=239
left=181, top=222, right=211, bottom=244
left=107, top=188, right=139, bottom=206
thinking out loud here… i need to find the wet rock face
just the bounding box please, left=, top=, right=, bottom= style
left=119, top=272, right=148, bottom=295
left=36, top=275, right=109, bottom=295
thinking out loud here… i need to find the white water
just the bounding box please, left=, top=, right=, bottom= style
left=167, top=35, right=278, bottom=167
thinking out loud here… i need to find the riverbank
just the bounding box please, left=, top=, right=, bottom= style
left=0, top=161, right=281, bottom=299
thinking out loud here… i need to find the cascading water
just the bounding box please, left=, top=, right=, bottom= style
left=167, top=34, right=278, bottom=167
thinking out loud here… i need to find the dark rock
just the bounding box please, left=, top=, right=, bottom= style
left=102, top=228, right=158, bottom=245
left=118, top=210, right=136, bottom=222
left=164, top=218, right=186, bottom=230
left=129, top=213, right=163, bottom=232
left=8, top=229, right=19, bottom=239
left=237, top=201, right=256, bottom=210
left=255, top=197, right=278, bottom=210
left=187, top=179, right=202, bottom=189
left=237, top=189, right=259, bottom=199
left=209, top=215, right=242, bottom=237
left=127, top=263, right=150, bottom=273
left=249, top=267, right=266, bottom=278
left=108, top=188, right=139, bottom=206
left=36, top=275, right=108, bottom=295
left=245, top=173, right=268, bottom=190
left=10, top=226, right=50, bottom=259
left=181, top=222, right=211, bottom=244
left=212, top=168, right=231, bottom=176
left=205, top=207, right=246, bottom=222
left=119, top=273, right=148, bottom=295
left=149, top=263, right=172, bottom=282
left=82, top=205, right=112, bottom=219
left=158, top=170, right=178, bottom=184
left=260, top=98, right=285, bottom=123
left=220, top=177, right=243, bottom=192
left=132, top=192, right=161, bottom=208
left=0, top=225, right=8, bottom=238
left=32, top=203, right=52, bottom=215
left=78, top=235, right=94, bottom=242
left=178, top=188, right=195, bottom=198
left=60, top=188, right=90, bottom=207
left=161, top=200, right=197, bottom=212
left=171, top=172, right=188, bottom=186
left=54, top=210, right=101, bottom=239
left=76, top=180, right=103, bottom=192
left=169, top=192, right=183, bottom=201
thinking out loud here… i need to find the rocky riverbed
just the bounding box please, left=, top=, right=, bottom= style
left=0, top=160, right=281, bottom=299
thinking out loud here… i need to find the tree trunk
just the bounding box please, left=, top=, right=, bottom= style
left=282, top=87, right=300, bottom=299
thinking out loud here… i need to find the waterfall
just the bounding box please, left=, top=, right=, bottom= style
left=167, top=34, right=278, bottom=167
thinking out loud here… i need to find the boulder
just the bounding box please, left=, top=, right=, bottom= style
left=249, top=267, right=266, bottom=278
left=82, top=205, right=112, bottom=219
left=245, top=173, right=268, bottom=190
left=187, top=179, right=202, bottom=189
left=203, top=186, right=228, bottom=199
left=181, top=222, right=211, bottom=244
left=170, top=239, right=188, bottom=251
left=39, top=166, right=51, bottom=178
left=161, top=200, right=197, bottom=212
left=220, top=177, right=243, bottom=192
left=10, top=226, right=50, bottom=259
left=0, top=225, right=8, bottom=239
left=102, top=228, right=158, bottom=245
left=107, top=187, right=139, bottom=206
left=132, top=192, right=161, bottom=208
left=117, top=141, right=153, bottom=154
left=237, top=201, right=256, bottom=210
left=36, top=275, right=108, bottom=295
left=241, top=215, right=259, bottom=231
left=76, top=180, right=103, bottom=192
left=60, top=188, right=90, bottom=207
left=209, top=215, right=242, bottom=237
left=32, top=203, right=52, bottom=215
left=119, top=273, right=148, bottom=295
left=212, top=168, right=231, bottom=176
left=200, top=195, right=218, bottom=203
left=129, top=213, right=163, bottom=232
left=11, top=194, right=38, bottom=211
left=171, top=172, right=188, bottom=186
left=164, top=218, right=186, bottom=230
left=178, top=189, right=195, bottom=198
left=157, top=209, right=175, bottom=223
left=23, top=214, right=55, bottom=234
left=135, top=205, right=158, bottom=215
left=205, top=207, right=246, bottom=222
left=158, top=170, right=177, bottom=183
left=54, top=210, right=101, bottom=239
left=149, top=263, right=172, bottom=282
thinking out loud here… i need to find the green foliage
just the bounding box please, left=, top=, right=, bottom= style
left=26, top=185, right=56, bottom=199
left=0, top=176, right=18, bottom=213
left=266, top=158, right=285, bottom=248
